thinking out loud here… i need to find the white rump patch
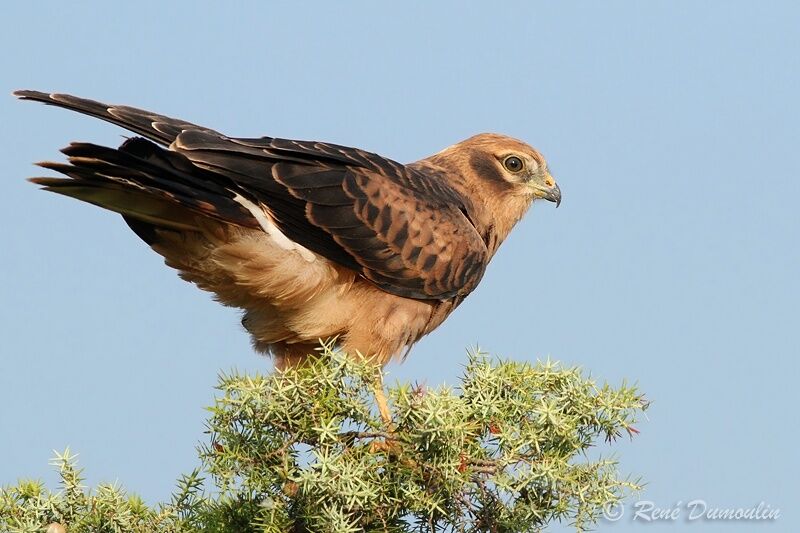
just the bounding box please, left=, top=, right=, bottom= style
left=233, top=193, right=317, bottom=262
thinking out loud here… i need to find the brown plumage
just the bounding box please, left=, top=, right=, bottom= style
left=16, top=90, right=561, bottom=368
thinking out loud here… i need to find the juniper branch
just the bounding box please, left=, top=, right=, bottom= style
left=1, top=347, right=647, bottom=532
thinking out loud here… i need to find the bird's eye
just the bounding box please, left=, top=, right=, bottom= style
left=503, top=156, right=524, bottom=173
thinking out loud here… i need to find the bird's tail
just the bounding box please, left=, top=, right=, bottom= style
left=30, top=137, right=259, bottom=243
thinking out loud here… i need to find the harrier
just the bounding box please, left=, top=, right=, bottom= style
left=16, top=91, right=561, bottom=369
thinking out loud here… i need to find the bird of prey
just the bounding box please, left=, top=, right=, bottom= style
left=16, top=91, right=561, bottom=369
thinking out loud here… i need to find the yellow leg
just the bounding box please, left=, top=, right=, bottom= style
left=372, top=378, right=392, bottom=426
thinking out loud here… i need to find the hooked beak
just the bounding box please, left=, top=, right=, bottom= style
left=531, top=173, right=561, bottom=207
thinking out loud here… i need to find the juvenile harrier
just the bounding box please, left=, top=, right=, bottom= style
left=16, top=91, right=561, bottom=368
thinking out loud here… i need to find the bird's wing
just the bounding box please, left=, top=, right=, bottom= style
left=18, top=91, right=489, bottom=300
left=173, top=130, right=489, bottom=299
left=14, top=90, right=216, bottom=145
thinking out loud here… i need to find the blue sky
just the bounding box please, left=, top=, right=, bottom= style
left=1, top=2, right=797, bottom=530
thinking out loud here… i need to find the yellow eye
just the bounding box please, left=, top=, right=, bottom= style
left=503, top=156, right=524, bottom=173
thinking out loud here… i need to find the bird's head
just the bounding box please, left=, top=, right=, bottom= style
left=416, top=133, right=560, bottom=256
left=455, top=133, right=561, bottom=207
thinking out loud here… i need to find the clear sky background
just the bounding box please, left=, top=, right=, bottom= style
left=1, top=2, right=797, bottom=531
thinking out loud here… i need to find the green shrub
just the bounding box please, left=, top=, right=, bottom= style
left=1, top=347, right=647, bottom=532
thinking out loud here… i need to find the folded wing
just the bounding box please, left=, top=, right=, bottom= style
left=18, top=91, right=488, bottom=300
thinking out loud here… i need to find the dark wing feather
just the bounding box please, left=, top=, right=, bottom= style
left=175, top=130, right=489, bottom=299
left=31, top=138, right=260, bottom=231
left=13, top=90, right=214, bottom=146
left=17, top=91, right=489, bottom=300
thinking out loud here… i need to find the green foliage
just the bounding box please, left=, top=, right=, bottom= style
left=1, top=347, right=647, bottom=532
left=0, top=449, right=187, bottom=533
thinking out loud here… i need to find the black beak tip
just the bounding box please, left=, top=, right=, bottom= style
left=551, top=184, right=562, bottom=208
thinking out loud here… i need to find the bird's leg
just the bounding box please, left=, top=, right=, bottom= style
left=352, top=349, right=393, bottom=427
left=369, top=372, right=404, bottom=456
left=372, top=374, right=393, bottom=427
